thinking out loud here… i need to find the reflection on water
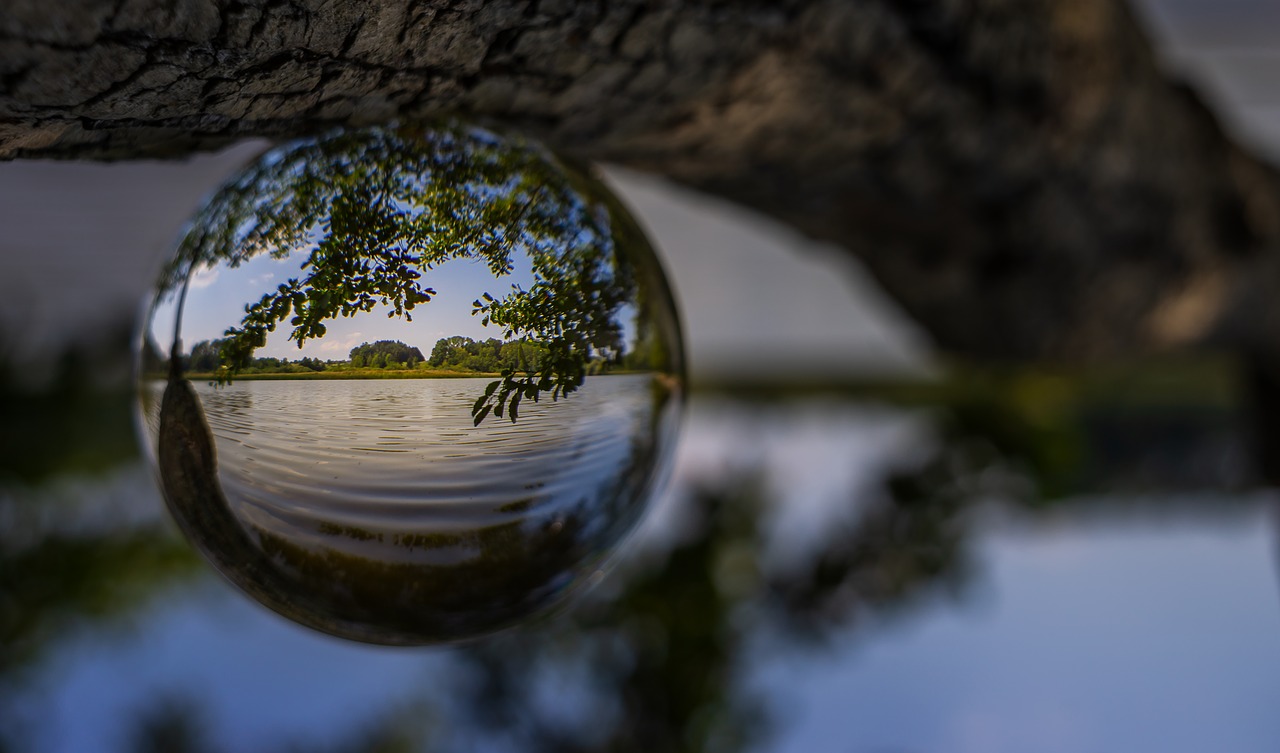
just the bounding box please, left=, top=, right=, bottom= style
left=200, top=378, right=659, bottom=538
left=142, top=375, right=677, bottom=644
left=6, top=372, right=1280, bottom=751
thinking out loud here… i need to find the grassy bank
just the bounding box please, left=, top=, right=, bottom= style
left=185, top=368, right=656, bottom=382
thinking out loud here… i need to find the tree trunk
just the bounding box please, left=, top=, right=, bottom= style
left=4, top=0, right=1279, bottom=361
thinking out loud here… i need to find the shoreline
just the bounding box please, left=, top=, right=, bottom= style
left=177, top=369, right=653, bottom=382
left=186, top=369, right=496, bottom=381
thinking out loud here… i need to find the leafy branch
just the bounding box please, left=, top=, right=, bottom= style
left=160, top=123, right=636, bottom=423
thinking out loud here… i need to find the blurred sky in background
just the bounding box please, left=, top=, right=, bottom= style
left=1, top=0, right=1279, bottom=382
left=1133, top=0, right=1280, bottom=160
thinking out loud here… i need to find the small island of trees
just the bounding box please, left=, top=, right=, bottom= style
left=348, top=340, right=426, bottom=369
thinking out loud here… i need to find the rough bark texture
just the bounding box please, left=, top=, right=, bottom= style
left=4, top=0, right=1280, bottom=362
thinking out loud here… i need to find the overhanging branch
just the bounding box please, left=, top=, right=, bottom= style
left=4, top=0, right=1280, bottom=360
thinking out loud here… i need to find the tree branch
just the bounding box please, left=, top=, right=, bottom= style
left=4, top=0, right=1280, bottom=361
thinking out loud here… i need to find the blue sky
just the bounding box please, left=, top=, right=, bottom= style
left=149, top=244, right=540, bottom=361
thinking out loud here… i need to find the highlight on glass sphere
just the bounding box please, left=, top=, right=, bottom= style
left=135, top=122, right=684, bottom=645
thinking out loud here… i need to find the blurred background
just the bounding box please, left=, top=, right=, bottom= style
left=3, top=1, right=1280, bottom=751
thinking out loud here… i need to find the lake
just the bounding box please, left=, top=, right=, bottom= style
left=6, top=389, right=1280, bottom=752
left=135, top=374, right=682, bottom=643
left=175, top=376, right=673, bottom=546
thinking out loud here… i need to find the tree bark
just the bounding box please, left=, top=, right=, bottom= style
left=4, top=0, right=1280, bottom=362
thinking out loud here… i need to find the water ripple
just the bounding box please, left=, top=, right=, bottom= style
left=180, top=375, right=668, bottom=538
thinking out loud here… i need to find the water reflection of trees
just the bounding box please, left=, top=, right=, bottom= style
left=0, top=325, right=203, bottom=679
left=5, top=356, right=1275, bottom=751
left=154, top=366, right=675, bottom=645
left=123, top=693, right=433, bottom=753
left=1, top=519, right=199, bottom=675
left=427, top=380, right=1261, bottom=751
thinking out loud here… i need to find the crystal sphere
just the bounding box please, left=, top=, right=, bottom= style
left=135, top=123, right=684, bottom=645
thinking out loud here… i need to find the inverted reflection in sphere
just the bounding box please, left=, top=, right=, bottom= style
left=135, top=123, right=684, bottom=644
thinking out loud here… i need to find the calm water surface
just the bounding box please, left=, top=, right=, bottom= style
left=8, top=396, right=1280, bottom=752
left=133, top=374, right=681, bottom=643
left=188, top=376, right=672, bottom=554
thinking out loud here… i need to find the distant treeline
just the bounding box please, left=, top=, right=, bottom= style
left=428, top=336, right=549, bottom=373
left=181, top=335, right=639, bottom=375
left=186, top=339, right=325, bottom=374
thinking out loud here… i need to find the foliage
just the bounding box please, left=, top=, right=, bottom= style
left=187, top=339, right=223, bottom=373
left=180, top=334, right=565, bottom=378
left=348, top=340, right=425, bottom=368
left=186, top=338, right=330, bottom=376
left=427, top=336, right=548, bottom=374
left=158, top=123, right=638, bottom=423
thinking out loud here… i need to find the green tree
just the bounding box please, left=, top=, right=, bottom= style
left=429, top=336, right=474, bottom=368
left=187, top=340, right=224, bottom=372
left=349, top=340, right=425, bottom=366
left=499, top=339, right=548, bottom=372
left=157, top=123, right=641, bottom=423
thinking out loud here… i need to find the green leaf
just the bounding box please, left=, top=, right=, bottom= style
left=471, top=380, right=500, bottom=415
left=472, top=405, right=492, bottom=426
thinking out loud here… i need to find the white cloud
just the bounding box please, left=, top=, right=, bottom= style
left=188, top=262, right=220, bottom=290
left=319, top=331, right=364, bottom=353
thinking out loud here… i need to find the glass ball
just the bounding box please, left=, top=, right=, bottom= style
left=135, top=123, right=684, bottom=645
